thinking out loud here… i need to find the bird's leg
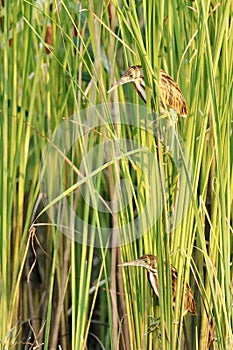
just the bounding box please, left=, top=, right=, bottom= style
left=145, top=316, right=161, bottom=336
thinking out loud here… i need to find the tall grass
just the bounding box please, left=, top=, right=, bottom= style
left=0, top=0, right=232, bottom=349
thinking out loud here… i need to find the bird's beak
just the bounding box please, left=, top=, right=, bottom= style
left=118, top=259, right=147, bottom=268
left=107, top=76, right=135, bottom=93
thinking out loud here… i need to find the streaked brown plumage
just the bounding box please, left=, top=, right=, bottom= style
left=118, top=254, right=197, bottom=315
left=108, top=65, right=188, bottom=117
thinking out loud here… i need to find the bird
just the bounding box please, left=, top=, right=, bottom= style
left=118, top=254, right=197, bottom=315
left=108, top=65, right=188, bottom=117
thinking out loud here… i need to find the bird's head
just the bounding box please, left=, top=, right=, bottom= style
left=108, top=65, right=145, bottom=97
left=118, top=254, right=158, bottom=270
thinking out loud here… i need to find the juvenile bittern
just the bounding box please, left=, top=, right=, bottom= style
left=108, top=65, right=188, bottom=117
left=118, top=254, right=197, bottom=315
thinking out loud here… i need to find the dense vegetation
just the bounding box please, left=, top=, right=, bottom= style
left=0, top=1, right=232, bottom=349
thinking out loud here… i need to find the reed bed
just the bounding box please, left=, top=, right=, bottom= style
left=0, top=1, right=232, bottom=349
